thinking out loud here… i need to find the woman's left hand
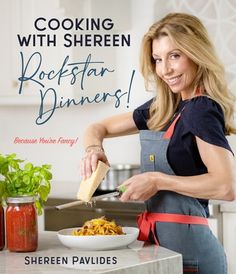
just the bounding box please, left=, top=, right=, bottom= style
left=119, top=172, right=158, bottom=202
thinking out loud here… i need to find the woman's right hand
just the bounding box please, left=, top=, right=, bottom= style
left=80, top=149, right=110, bottom=180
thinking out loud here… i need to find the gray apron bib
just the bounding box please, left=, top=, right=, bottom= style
left=138, top=111, right=227, bottom=274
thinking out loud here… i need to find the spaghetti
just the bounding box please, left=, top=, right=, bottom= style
left=72, top=216, right=125, bottom=236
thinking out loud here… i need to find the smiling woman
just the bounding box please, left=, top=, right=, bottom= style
left=79, top=12, right=236, bottom=274
left=152, top=37, right=198, bottom=100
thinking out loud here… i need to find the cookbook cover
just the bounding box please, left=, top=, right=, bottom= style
left=0, top=0, right=236, bottom=272
left=1, top=0, right=236, bottom=189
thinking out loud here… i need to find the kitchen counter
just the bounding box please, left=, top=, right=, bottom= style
left=220, top=201, right=236, bottom=213
left=0, top=232, right=182, bottom=274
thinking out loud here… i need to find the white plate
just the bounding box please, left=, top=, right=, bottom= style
left=57, top=227, right=139, bottom=250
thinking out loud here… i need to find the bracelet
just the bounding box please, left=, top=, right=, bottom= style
left=85, top=145, right=104, bottom=153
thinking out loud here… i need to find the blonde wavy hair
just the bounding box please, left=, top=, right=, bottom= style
left=140, top=13, right=236, bottom=134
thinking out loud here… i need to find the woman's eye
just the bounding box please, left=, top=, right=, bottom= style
left=153, top=58, right=162, bottom=64
left=170, top=53, right=180, bottom=59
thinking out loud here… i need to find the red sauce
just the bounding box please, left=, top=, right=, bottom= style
left=0, top=204, right=4, bottom=250
left=6, top=197, right=38, bottom=252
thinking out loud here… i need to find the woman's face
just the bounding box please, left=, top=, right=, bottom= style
left=152, top=36, right=198, bottom=100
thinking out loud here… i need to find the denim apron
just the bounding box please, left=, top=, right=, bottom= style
left=137, top=111, right=227, bottom=274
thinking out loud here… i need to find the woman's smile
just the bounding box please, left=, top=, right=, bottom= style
left=164, top=74, right=182, bottom=86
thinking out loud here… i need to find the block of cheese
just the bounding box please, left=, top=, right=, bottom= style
left=77, top=161, right=110, bottom=202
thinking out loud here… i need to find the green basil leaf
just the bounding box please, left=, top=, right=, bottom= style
left=23, top=175, right=30, bottom=185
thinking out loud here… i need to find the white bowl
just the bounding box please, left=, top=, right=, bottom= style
left=57, top=227, right=139, bottom=250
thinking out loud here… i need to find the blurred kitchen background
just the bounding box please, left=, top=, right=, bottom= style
left=1, top=0, right=236, bottom=273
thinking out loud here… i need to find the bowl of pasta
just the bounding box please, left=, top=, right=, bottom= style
left=57, top=217, right=139, bottom=250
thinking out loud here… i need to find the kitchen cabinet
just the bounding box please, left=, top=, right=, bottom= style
left=1, top=1, right=23, bottom=102
left=0, top=0, right=73, bottom=105
left=1, top=0, right=38, bottom=103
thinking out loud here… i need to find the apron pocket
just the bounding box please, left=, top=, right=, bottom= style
left=183, top=260, right=198, bottom=273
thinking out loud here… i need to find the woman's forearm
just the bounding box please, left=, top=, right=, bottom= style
left=155, top=171, right=235, bottom=201
left=83, top=123, right=108, bottom=149
left=81, top=112, right=137, bottom=178
left=83, top=112, right=138, bottom=149
left=153, top=137, right=235, bottom=201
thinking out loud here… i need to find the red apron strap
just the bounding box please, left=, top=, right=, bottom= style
left=137, top=211, right=208, bottom=245
left=163, top=113, right=181, bottom=139
left=137, top=212, right=160, bottom=245
left=163, top=89, right=203, bottom=140
left=147, top=212, right=208, bottom=226
left=137, top=212, right=151, bottom=242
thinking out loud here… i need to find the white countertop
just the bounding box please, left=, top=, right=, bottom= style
left=220, top=201, right=236, bottom=212
left=0, top=232, right=182, bottom=274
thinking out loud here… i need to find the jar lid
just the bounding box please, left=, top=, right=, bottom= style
left=6, top=196, right=35, bottom=203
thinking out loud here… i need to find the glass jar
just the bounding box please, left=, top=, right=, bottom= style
left=6, top=196, right=38, bottom=252
left=0, top=203, right=4, bottom=250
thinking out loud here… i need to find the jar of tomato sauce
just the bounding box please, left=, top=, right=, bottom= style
left=0, top=203, right=4, bottom=250
left=6, top=196, right=38, bottom=252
